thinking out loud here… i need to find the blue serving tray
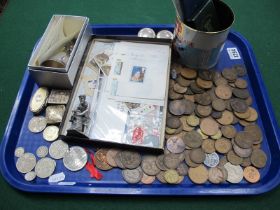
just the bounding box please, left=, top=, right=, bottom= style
left=1, top=24, right=280, bottom=195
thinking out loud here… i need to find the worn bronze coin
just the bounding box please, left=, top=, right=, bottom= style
left=176, top=75, right=192, bottom=87
left=227, top=150, right=243, bottom=165
left=214, top=77, right=228, bottom=86
left=122, top=167, right=143, bottom=184
left=196, top=77, right=213, bottom=89
left=166, top=136, right=186, bottom=154
left=156, top=154, right=168, bottom=171
left=190, top=82, right=204, bottom=94
left=174, top=83, right=188, bottom=94
left=245, top=107, right=258, bottom=122
left=181, top=68, right=197, bottom=79
left=186, top=115, right=200, bottom=127
left=141, top=155, right=160, bottom=175
left=217, top=110, right=234, bottom=125
left=164, top=169, right=180, bottom=184
left=235, top=78, right=248, bottom=89
left=211, top=111, right=223, bottom=119
left=169, top=100, right=186, bottom=116
left=233, top=144, right=252, bottom=158
left=180, top=116, right=195, bottom=132
left=163, top=153, right=181, bottom=169
left=230, top=98, right=248, bottom=113
left=156, top=171, right=167, bottom=183
left=211, top=129, right=222, bottom=140
left=235, top=131, right=254, bottom=149
left=198, top=69, right=214, bottom=81
left=190, top=148, right=206, bottom=164
left=166, top=117, right=182, bottom=129
left=176, top=162, right=188, bottom=176
left=250, top=149, right=267, bottom=168
left=221, top=125, right=237, bottom=139
left=95, top=149, right=112, bottom=171
left=183, top=130, right=203, bottom=148
left=215, top=85, right=232, bottom=100
left=215, top=138, right=232, bottom=154
left=120, top=150, right=141, bottom=169
left=202, top=139, right=216, bottom=154
left=234, top=108, right=251, bottom=119
left=243, top=166, right=260, bottom=183
left=106, top=148, right=121, bottom=167
left=184, top=150, right=200, bottom=167
left=195, top=92, right=212, bottom=105
left=196, top=105, right=212, bottom=117
left=222, top=68, right=237, bottom=81
left=232, top=88, right=249, bottom=99
left=212, top=99, right=226, bottom=112
left=169, top=89, right=184, bottom=100
left=244, top=124, right=262, bottom=144
left=188, top=165, right=208, bottom=184
left=241, top=157, right=252, bottom=167
left=200, top=117, right=219, bottom=136
left=245, top=96, right=253, bottom=106
left=184, top=99, right=195, bottom=115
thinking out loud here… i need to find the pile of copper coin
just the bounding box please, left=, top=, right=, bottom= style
left=94, top=63, right=267, bottom=184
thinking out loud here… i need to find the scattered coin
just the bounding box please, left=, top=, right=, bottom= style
left=181, top=68, right=197, bottom=79
left=156, top=171, right=167, bottom=183
left=224, top=162, right=243, bottom=183
left=28, top=116, right=47, bottom=133
left=166, top=117, right=182, bottom=129
left=245, top=107, right=258, bottom=122
left=49, top=140, right=69, bottom=159
left=43, top=126, right=59, bottom=142
left=29, top=87, right=49, bottom=114
left=233, top=144, right=252, bottom=158
left=35, top=157, right=56, bottom=178
left=232, top=88, right=249, bottom=99
left=186, top=115, right=200, bottom=127
left=63, top=146, right=87, bottom=171
left=36, top=145, right=49, bottom=158
left=221, top=125, right=236, bottom=139
left=166, top=136, right=186, bottom=154
left=156, top=154, right=169, bottom=171
left=174, top=83, right=188, bottom=94
left=211, top=129, right=222, bottom=140
left=95, top=149, right=112, bottom=171
left=196, top=105, right=212, bottom=117
left=24, top=171, right=37, bottom=181
left=122, top=167, right=143, bottom=184
left=16, top=153, right=36, bottom=173
left=235, top=78, right=248, bottom=89
left=188, top=165, right=208, bottom=184
left=250, top=149, right=267, bottom=168
left=164, top=169, right=180, bottom=184
left=216, top=110, right=234, bottom=125
left=184, top=150, right=200, bottom=168
left=235, top=131, right=254, bottom=149
left=14, top=147, right=25, bottom=158
left=120, top=150, right=141, bottom=169
left=230, top=98, right=248, bottom=113
left=212, top=99, right=226, bottom=111
left=204, top=152, right=219, bottom=168
left=243, top=166, right=260, bottom=183
left=169, top=100, right=187, bottom=116
left=202, top=139, right=216, bottom=154
left=222, top=68, right=237, bottom=81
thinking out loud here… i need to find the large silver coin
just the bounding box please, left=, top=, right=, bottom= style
left=43, top=125, right=59, bottom=142
left=28, top=116, right=47, bottom=133
left=14, top=147, right=25, bottom=158
left=36, top=146, right=48, bottom=158
left=156, top=30, right=174, bottom=39
left=29, top=87, right=49, bottom=114
left=49, top=140, right=69, bottom=160
left=24, top=171, right=37, bottom=181
left=16, top=153, right=36, bottom=173
left=35, top=157, right=56, bottom=178
left=63, top=146, right=87, bottom=171
left=137, top=28, right=156, bottom=38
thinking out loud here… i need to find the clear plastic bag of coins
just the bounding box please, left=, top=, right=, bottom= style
left=215, top=138, right=232, bottom=154
left=182, top=130, right=203, bottom=149
left=188, top=165, right=209, bottom=184
left=198, top=69, right=214, bottom=81
left=141, top=155, right=160, bottom=175
left=233, top=64, right=247, bottom=77
left=45, top=105, right=66, bottom=124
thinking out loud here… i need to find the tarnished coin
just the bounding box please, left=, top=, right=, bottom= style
left=222, top=68, right=237, bottom=81
left=184, top=150, right=200, bottom=167
left=204, top=152, right=219, bottom=168
left=188, top=165, right=208, bottom=184
left=28, top=116, right=47, bottom=133
left=16, top=153, right=36, bottom=173
left=235, top=78, right=248, bottom=89
left=169, top=88, right=183, bottom=100
left=156, top=171, right=167, bottom=183
left=211, top=111, right=223, bottom=119
left=141, top=156, right=160, bottom=175
left=215, top=138, right=232, bottom=154
left=244, top=124, right=262, bottom=144
left=183, top=130, right=203, bottom=148
left=227, top=150, right=243, bottom=165
left=29, top=87, right=49, bottom=113
left=230, top=98, right=248, bottom=113
left=241, top=157, right=252, bottom=167
left=233, top=144, right=252, bottom=158
left=106, top=148, right=121, bottom=167
left=63, top=146, right=87, bottom=171
left=176, top=162, right=188, bottom=176
left=166, top=136, right=185, bottom=154
left=200, top=117, right=219, bottom=136
left=218, top=156, right=228, bottom=167
left=43, top=126, right=59, bottom=142
left=174, top=83, right=188, bottom=94
left=198, top=69, right=214, bottom=81
left=163, top=153, right=181, bottom=169
left=184, top=99, right=195, bottom=115
left=115, top=151, right=126, bottom=169
left=141, top=172, right=155, bottom=184
left=232, top=88, right=249, bottom=99
left=169, top=100, right=186, bottom=116
left=46, top=105, right=65, bottom=124
left=35, top=157, right=56, bottom=178
left=243, top=166, right=260, bottom=183
left=212, top=99, right=226, bottom=112
left=24, top=171, right=37, bottom=181
left=196, top=105, right=212, bottom=117
left=250, top=149, right=267, bottom=168
left=186, top=115, right=200, bottom=127
left=166, top=117, right=182, bottom=129
left=202, top=139, right=216, bottom=154
left=190, top=81, right=204, bottom=93
left=15, top=147, right=25, bottom=158
left=217, top=110, right=234, bottom=125
left=235, top=131, right=254, bottom=149
left=245, top=107, right=258, bottom=122
left=176, top=74, right=192, bottom=87
left=208, top=167, right=224, bottom=184
left=156, top=154, right=169, bottom=171
left=164, top=169, right=179, bottom=184
left=196, top=77, right=213, bottom=89
left=190, top=148, right=206, bottom=164
left=215, top=77, right=228, bottom=86
left=49, top=140, right=69, bottom=159
left=47, top=89, right=71, bottom=105
left=122, top=167, right=143, bottom=184
left=221, top=125, right=237, bottom=139
left=36, top=146, right=48, bottom=158
left=195, top=92, right=212, bottom=105
left=180, top=116, right=195, bottom=132
left=120, top=150, right=141, bottom=169
left=215, top=85, right=232, bottom=100
left=181, top=68, right=197, bottom=79
left=197, top=128, right=209, bottom=140
left=234, top=108, right=251, bottom=119
left=95, top=149, right=112, bottom=171
left=224, top=162, right=243, bottom=183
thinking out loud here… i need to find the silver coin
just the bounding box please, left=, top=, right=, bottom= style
left=122, top=167, right=143, bottom=184
left=28, top=116, right=47, bottom=133
left=49, top=140, right=69, bottom=160
left=224, top=162, right=243, bottom=183
left=14, top=147, right=25, bottom=158
left=35, top=157, right=56, bottom=178
left=137, top=28, right=156, bottom=38
left=204, top=152, right=220, bottom=168
left=16, top=153, right=36, bottom=173
left=47, top=89, right=71, bottom=105
left=63, top=146, right=87, bottom=171
left=36, top=146, right=48, bottom=158
left=24, top=171, right=37, bottom=181
left=156, top=30, right=174, bottom=39
left=29, top=87, right=49, bottom=113
left=45, top=105, right=66, bottom=124
left=43, top=125, right=59, bottom=141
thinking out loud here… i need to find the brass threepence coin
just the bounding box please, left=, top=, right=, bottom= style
left=164, top=169, right=180, bottom=184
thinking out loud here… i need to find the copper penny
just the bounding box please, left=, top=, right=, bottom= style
left=245, top=107, right=258, bottom=122
left=244, top=124, right=263, bottom=144
left=202, top=139, right=216, bottom=154
left=234, top=108, right=251, bottom=119
left=221, top=125, right=237, bottom=138
left=215, top=85, right=232, bottom=100
left=196, top=77, right=213, bottom=89
left=106, top=148, right=121, bottom=167
left=181, top=68, right=197, bottom=79
left=215, top=138, right=232, bottom=154
left=196, top=105, right=212, bottom=117
left=141, top=173, right=156, bottom=184
left=166, top=116, right=182, bottom=129
left=230, top=98, right=248, bottom=113
left=184, top=150, right=200, bottom=167
left=188, top=165, right=208, bottom=184
left=250, top=149, right=267, bottom=168
left=235, top=131, right=254, bottom=149
left=169, top=100, right=186, bottom=116
left=243, top=166, right=260, bottom=183
left=176, top=75, right=192, bottom=87
left=227, top=150, right=243, bottom=165
left=95, top=149, right=112, bottom=171
left=217, top=110, right=234, bottom=125
left=174, top=83, right=188, bottom=94
left=235, top=78, right=248, bottom=89
left=190, top=148, right=206, bottom=164
left=169, top=89, right=184, bottom=100
left=182, top=130, right=203, bottom=148
left=212, top=99, right=226, bottom=112
left=200, top=117, right=219, bottom=136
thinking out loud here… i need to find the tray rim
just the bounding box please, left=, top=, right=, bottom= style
left=1, top=24, right=280, bottom=195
